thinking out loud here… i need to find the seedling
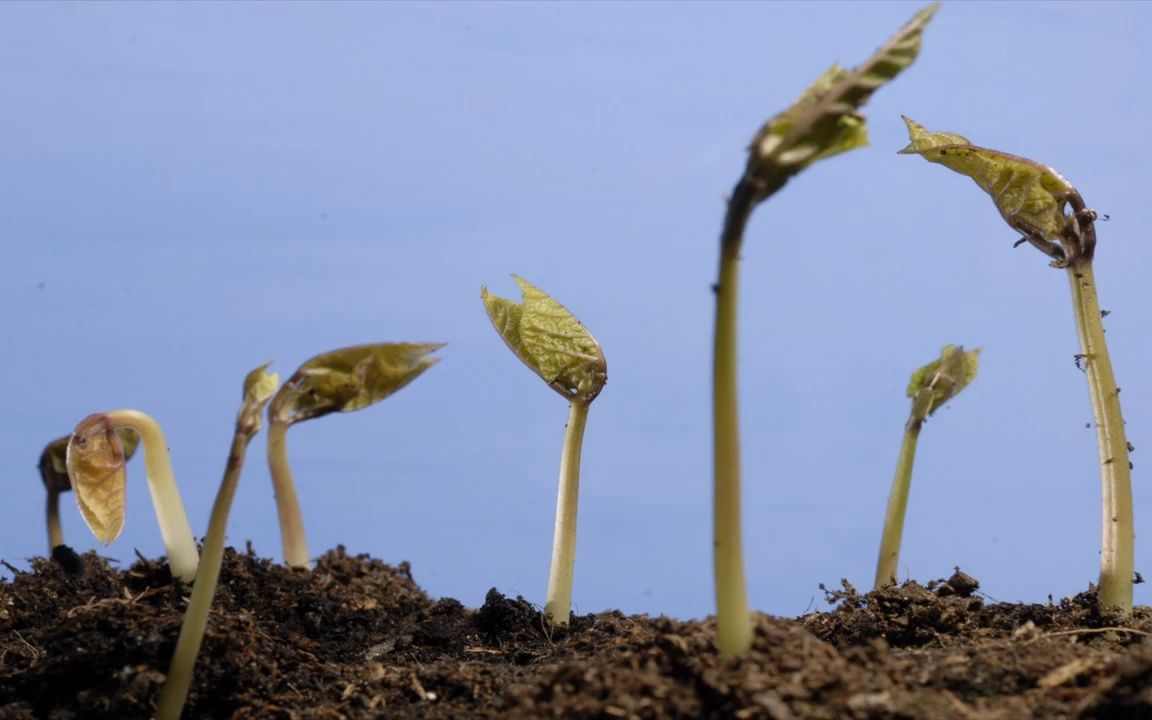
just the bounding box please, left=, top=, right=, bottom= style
left=65, top=410, right=199, bottom=582
left=710, top=5, right=936, bottom=657
left=900, top=117, right=1135, bottom=612
left=481, top=275, right=607, bottom=627
left=874, top=345, right=979, bottom=588
left=267, top=343, right=443, bottom=568
left=155, top=363, right=279, bottom=720
left=38, top=429, right=139, bottom=553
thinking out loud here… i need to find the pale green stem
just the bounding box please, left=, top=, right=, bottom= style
left=47, top=491, right=64, bottom=551
left=105, top=410, right=198, bottom=582
left=874, top=420, right=922, bottom=588
left=713, top=249, right=752, bottom=658
left=267, top=420, right=311, bottom=569
left=1066, top=260, right=1133, bottom=613
left=544, top=400, right=590, bottom=627
left=155, top=429, right=254, bottom=720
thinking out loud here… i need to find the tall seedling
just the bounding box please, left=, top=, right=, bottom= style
left=710, top=4, right=937, bottom=657
left=875, top=345, right=979, bottom=588
left=899, top=117, right=1135, bottom=612
left=482, top=276, right=607, bottom=627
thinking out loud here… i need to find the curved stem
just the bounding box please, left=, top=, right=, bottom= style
left=47, top=490, right=64, bottom=551
left=544, top=400, right=590, bottom=626
left=104, top=410, right=198, bottom=582
left=713, top=248, right=752, bottom=658
left=267, top=420, right=310, bottom=568
left=1066, top=259, right=1133, bottom=612
left=874, top=420, right=922, bottom=588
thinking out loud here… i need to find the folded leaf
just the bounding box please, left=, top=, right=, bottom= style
left=482, top=275, right=607, bottom=403
left=907, top=345, right=981, bottom=422
left=41, top=429, right=139, bottom=494
left=66, top=417, right=133, bottom=543
left=270, top=343, right=442, bottom=425
left=237, top=362, right=280, bottom=436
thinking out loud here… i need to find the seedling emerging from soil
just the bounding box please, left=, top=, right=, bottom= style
left=874, top=345, right=979, bottom=588
left=39, top=429, right=139, bottom=552
left=900, top=117, right=1135, bottom=613
left=155, top=363, right=279, bottom=720
left=267, top=343, right=443, bottom=568
left=65, top=410, right=199, bottom=582
left=710, top=5, right=936, bottom=657
left=481, top=275, right=607, bottom=627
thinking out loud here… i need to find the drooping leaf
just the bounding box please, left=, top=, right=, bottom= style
left=41, top=429, right=139, bottom=494
left=741, top=3, right=938, bottom=204
left=269, top=343, right=442, bottom=425
left=237, top=362, right=280, bottom=437
left=481, top=275, right=607, bottom=403
left=66, top=416, right=134, bottom=543
left=907, top=345, right=981, bottom=422
left=898, top=116, right=1076, bottom=249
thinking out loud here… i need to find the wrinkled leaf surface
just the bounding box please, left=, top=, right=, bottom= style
left=907, top=344, right=981, bottom=421
left=66, top=416, right=133, bottom=543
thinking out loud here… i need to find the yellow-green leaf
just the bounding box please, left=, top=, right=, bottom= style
left=898, top=116, right=1075, bottom=249
left=237, top=362, right=280, bottom=437
left=481, top=275, right=607, bottom=403
left=743, top=3, right=937, bottom=201
left=66, top=416, right=134, bottom=544
left=907, top=345, right=981, bottom=422
left=40, top=429, right=139, bottom=495
left=269, top=343, right=442, bottom=425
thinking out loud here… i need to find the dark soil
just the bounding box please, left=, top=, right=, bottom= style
left=3, top=548, right=1151, bottom=719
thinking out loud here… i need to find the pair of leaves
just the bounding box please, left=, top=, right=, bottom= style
left=482, top=276, right=606, bottom=404
left=907, top=345, right=981, bottom=424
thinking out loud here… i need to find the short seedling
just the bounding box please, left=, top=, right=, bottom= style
left=39, top=429, right=139, bottom=553
left=155, top=363, right=279, bottom=720
left=710, top=5, right=937, bottom=657
left=267, top=343, right=443, bottom=568
left=900, top=117, right=1135, bottom=612
left=65, top=410, right=199, bottom=582
left=874, top=345, right=979, bottom=588
left=481, top=275, right=607, bottom=627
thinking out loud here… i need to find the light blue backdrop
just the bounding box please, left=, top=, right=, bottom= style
left=3, top=1, right=1150, bottom=619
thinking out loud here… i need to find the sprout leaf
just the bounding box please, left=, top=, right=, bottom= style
left=270, top=343, right=443, bottom=425
left=66, top=419, right=133, bottom=544
left=41, top=429, right=139, bottom=495
left=238, top=363, right=280, bottom=436
left=907, top=344, right=980, bottom=423
left=481, top=275, right=607, bottom=403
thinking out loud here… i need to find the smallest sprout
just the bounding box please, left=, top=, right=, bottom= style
left=66, top=410, right=199, bottom=582
left=874, top=345, right=979, bottom=589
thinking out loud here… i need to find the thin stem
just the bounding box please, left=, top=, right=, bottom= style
left=47, top=491, right=64, bottom=551
left=544, top=400, right=590, bottom=627
left=267, top=420, right=310, bottom=569
left=874, top=420, right=922, bottom=588
left=155, top=429, right=254, bottom=720
left=1066, top=259, right=1133, bottom=613
left=104, top=409, right=198, bottom=582
left=713, top=247, right=752, bottom=658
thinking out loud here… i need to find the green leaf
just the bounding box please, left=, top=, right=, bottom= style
left=907, top=345, right=981, bottom=422
left=237, top=362, right=280, bottom=437
left=269, top=343, right=442, bottom=425
left=744, top=3, right=938, bottom=201
left=40, top=429, right=139, bottom=494
left=66, top=417, right=135, bottom=543
left=898, top=116, right=1076, bottom=249
left=481, top=275, right=607, bottom=403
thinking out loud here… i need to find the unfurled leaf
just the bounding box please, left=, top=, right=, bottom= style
left=482, top=275, right=607, bottom=403
left=237, top=363, right=280, bottom=437
left=269, top=343, right=442, bottom=425
left=41, top=429, right=139, bottom=495
left=66, top=416, right=133, bottom=543
left=741, top=4, right=937, bottom=204
left=907, top=345, right=981, bottom=422
left=898, top=116, right=1076, bottom=248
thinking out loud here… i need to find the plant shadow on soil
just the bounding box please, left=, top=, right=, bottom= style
left=2, top=547, right=1152, bottom=719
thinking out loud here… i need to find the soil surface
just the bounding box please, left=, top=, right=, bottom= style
left=2, top=547, right=1151, bottom=719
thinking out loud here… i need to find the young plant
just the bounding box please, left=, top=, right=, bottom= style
left=874, top=345, right=980, bottom=588
left=65, top=410, right=199, bottom=582
left=899, top=117, right=1135, bottom=612
left=39, top=429, right=140, bottom=553
left=481, top=275, right=607, bottom=627
left=155, top=363, right=279, bottom=720
left=267, top=343, right=443, bottom=568
left=710, top=4, right=936, bottom=657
